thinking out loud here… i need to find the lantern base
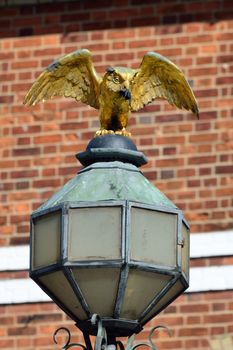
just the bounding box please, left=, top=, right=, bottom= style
left=76, top=134, right=148, bottom=167
left=76, top=317, right=143, bottom=338
left=53, top=314, right=171, bottom=350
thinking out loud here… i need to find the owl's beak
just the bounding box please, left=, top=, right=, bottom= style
left=119, top=88, right=131, bottom=101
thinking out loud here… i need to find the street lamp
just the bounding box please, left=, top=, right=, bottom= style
left=30, top=135, right=190, bottom=349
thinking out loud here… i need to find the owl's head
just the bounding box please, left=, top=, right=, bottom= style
left=104, top=66, right=136, bottom=100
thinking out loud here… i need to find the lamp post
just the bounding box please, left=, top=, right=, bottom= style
left=30, top=135, right=190, bottom=349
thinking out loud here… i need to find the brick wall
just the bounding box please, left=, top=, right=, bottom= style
left=0, top=0, right=233, bottom=349
left=0, top=291, right=232, bottom=349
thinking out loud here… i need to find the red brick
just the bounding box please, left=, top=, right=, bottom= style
left=11, top=61, right=38, bottom=69
left=32, top=179, right=61, bottom=188
left=0, top=339, right=14, bottom=348
left=192, top=34, right=214, bottom=43
left=179, top=327, right=208, bottom=337
left=106, top=52, right=134, bottom=61
left=187, top=316, right=201, bottom=324
left=0, top=73, right=15, bottom=81
left=16, top=338, right=32, bottom=347
left=156, top=158, right=184, bottom=167
left=184, top=339, right=199, bottom=348
left=34, top=134, right=62, bottom=144
left=156, top=136, right=185, bottom=145
left=189, top=67, right=218, bottom=76
left=129, top=39, right=157, bottom=48
left=33, top=48, right=62, bottom=57
left=217, top=76, right=233, bottom=84
left=11, top=170, right=38, bottom=179
left=12, top=148, right=40, bottom=157
left=180, top=304, right=209, bottom=313
left=189, top=133, right=218, bottom=143
left=13, top=126, right=41, bottom=134
left=216, top=187, right=233, bottom=197
left=8, top=327, right=36, bottom=336
left=210, top=327, right=226, bottom=335
left=188, top=155, right=216, bottom=165
left=216, top=165, right=233, bottom=174
left=204, top=314, right=233, bottom=323
left=107, top=29, right=135, bottom=39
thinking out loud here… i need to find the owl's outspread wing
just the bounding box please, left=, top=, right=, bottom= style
left=130, top=52, right=199, bottom=118
left=23, top=49, right=101, bottom=109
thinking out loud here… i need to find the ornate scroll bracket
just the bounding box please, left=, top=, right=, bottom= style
left=53, top=327, right=87, bottom=350
left=53, top=314, right=172, bottom=350
left=125, top=325, right=172, bottom=350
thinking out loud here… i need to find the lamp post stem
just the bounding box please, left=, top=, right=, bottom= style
left=107, top=336, right=117, bottom=350
left=83, top=331, right=93, bottom=350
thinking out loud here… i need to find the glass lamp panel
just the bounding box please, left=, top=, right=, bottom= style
left=120, top=269, right=171, bottom=320
left=39, top=271, right=87, bottom=320
left=131, top=208, right=177, bottom=267
left=181, top=223, right=190, bottom=280
left=68, top=207, right=122, bottom=261
left=141, top=279, right=184, bottom=324
left=32, top=211, right=60, bottom=270
left=72, top=268, right=120, bottom=317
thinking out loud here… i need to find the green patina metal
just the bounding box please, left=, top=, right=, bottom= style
left=38, top=161, right=177, bottom=212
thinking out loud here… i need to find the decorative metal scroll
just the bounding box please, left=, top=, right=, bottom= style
left=53, top=314, right=171, bottom=350
left=125, top=325, right=172, bottom=350
left=53, top=314, right=108, bottom=350
left=53, top=327, right=87, bottom=350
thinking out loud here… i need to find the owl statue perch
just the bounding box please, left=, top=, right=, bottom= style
left=24, top=49, right=199, bottom=137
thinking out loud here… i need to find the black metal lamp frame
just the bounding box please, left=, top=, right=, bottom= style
left=30, top=200, right=189, bottom=337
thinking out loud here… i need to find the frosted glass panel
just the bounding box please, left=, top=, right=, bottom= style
left=39, top=271, right=87, bottom=320
left=141, top=279, right=184, bottom=324
left=68, top=207, right=122, bottom=260
left=131, top=208, right=177, bottom=266
left=33, top=211, right=60, bottom=270
left=182, top=223, right=190, bottom=280
left=121, top=269, right=171, bottom=319
left=72, top=268, right=120, bottom=317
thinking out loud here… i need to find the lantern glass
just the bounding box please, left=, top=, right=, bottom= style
left=32, top=211, right=60, bottom=270
left=72, top=268, right=120, bottom=317
left=141, top=279, right=184, bottom=323
left=68, top=207, right=122, bottom=261
left=120, top=269, right=172, bottom=319
left=131, top=208, right=177, bottom=266
left=39, top=270, right=87, bottom=320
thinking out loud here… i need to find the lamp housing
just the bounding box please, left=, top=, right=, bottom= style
left=30, top=135, right=190, bottom=338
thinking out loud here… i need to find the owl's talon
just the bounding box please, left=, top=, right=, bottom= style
left=95, top=128, right=131, bottom=137
left=95, top=129, right=115, bottom=136
left=95, top=130, right=102, bottom=137
left=115, top=128, right=131, bottom=137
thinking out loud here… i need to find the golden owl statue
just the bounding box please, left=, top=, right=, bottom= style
left=24, top=49, right=199, bottom=137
